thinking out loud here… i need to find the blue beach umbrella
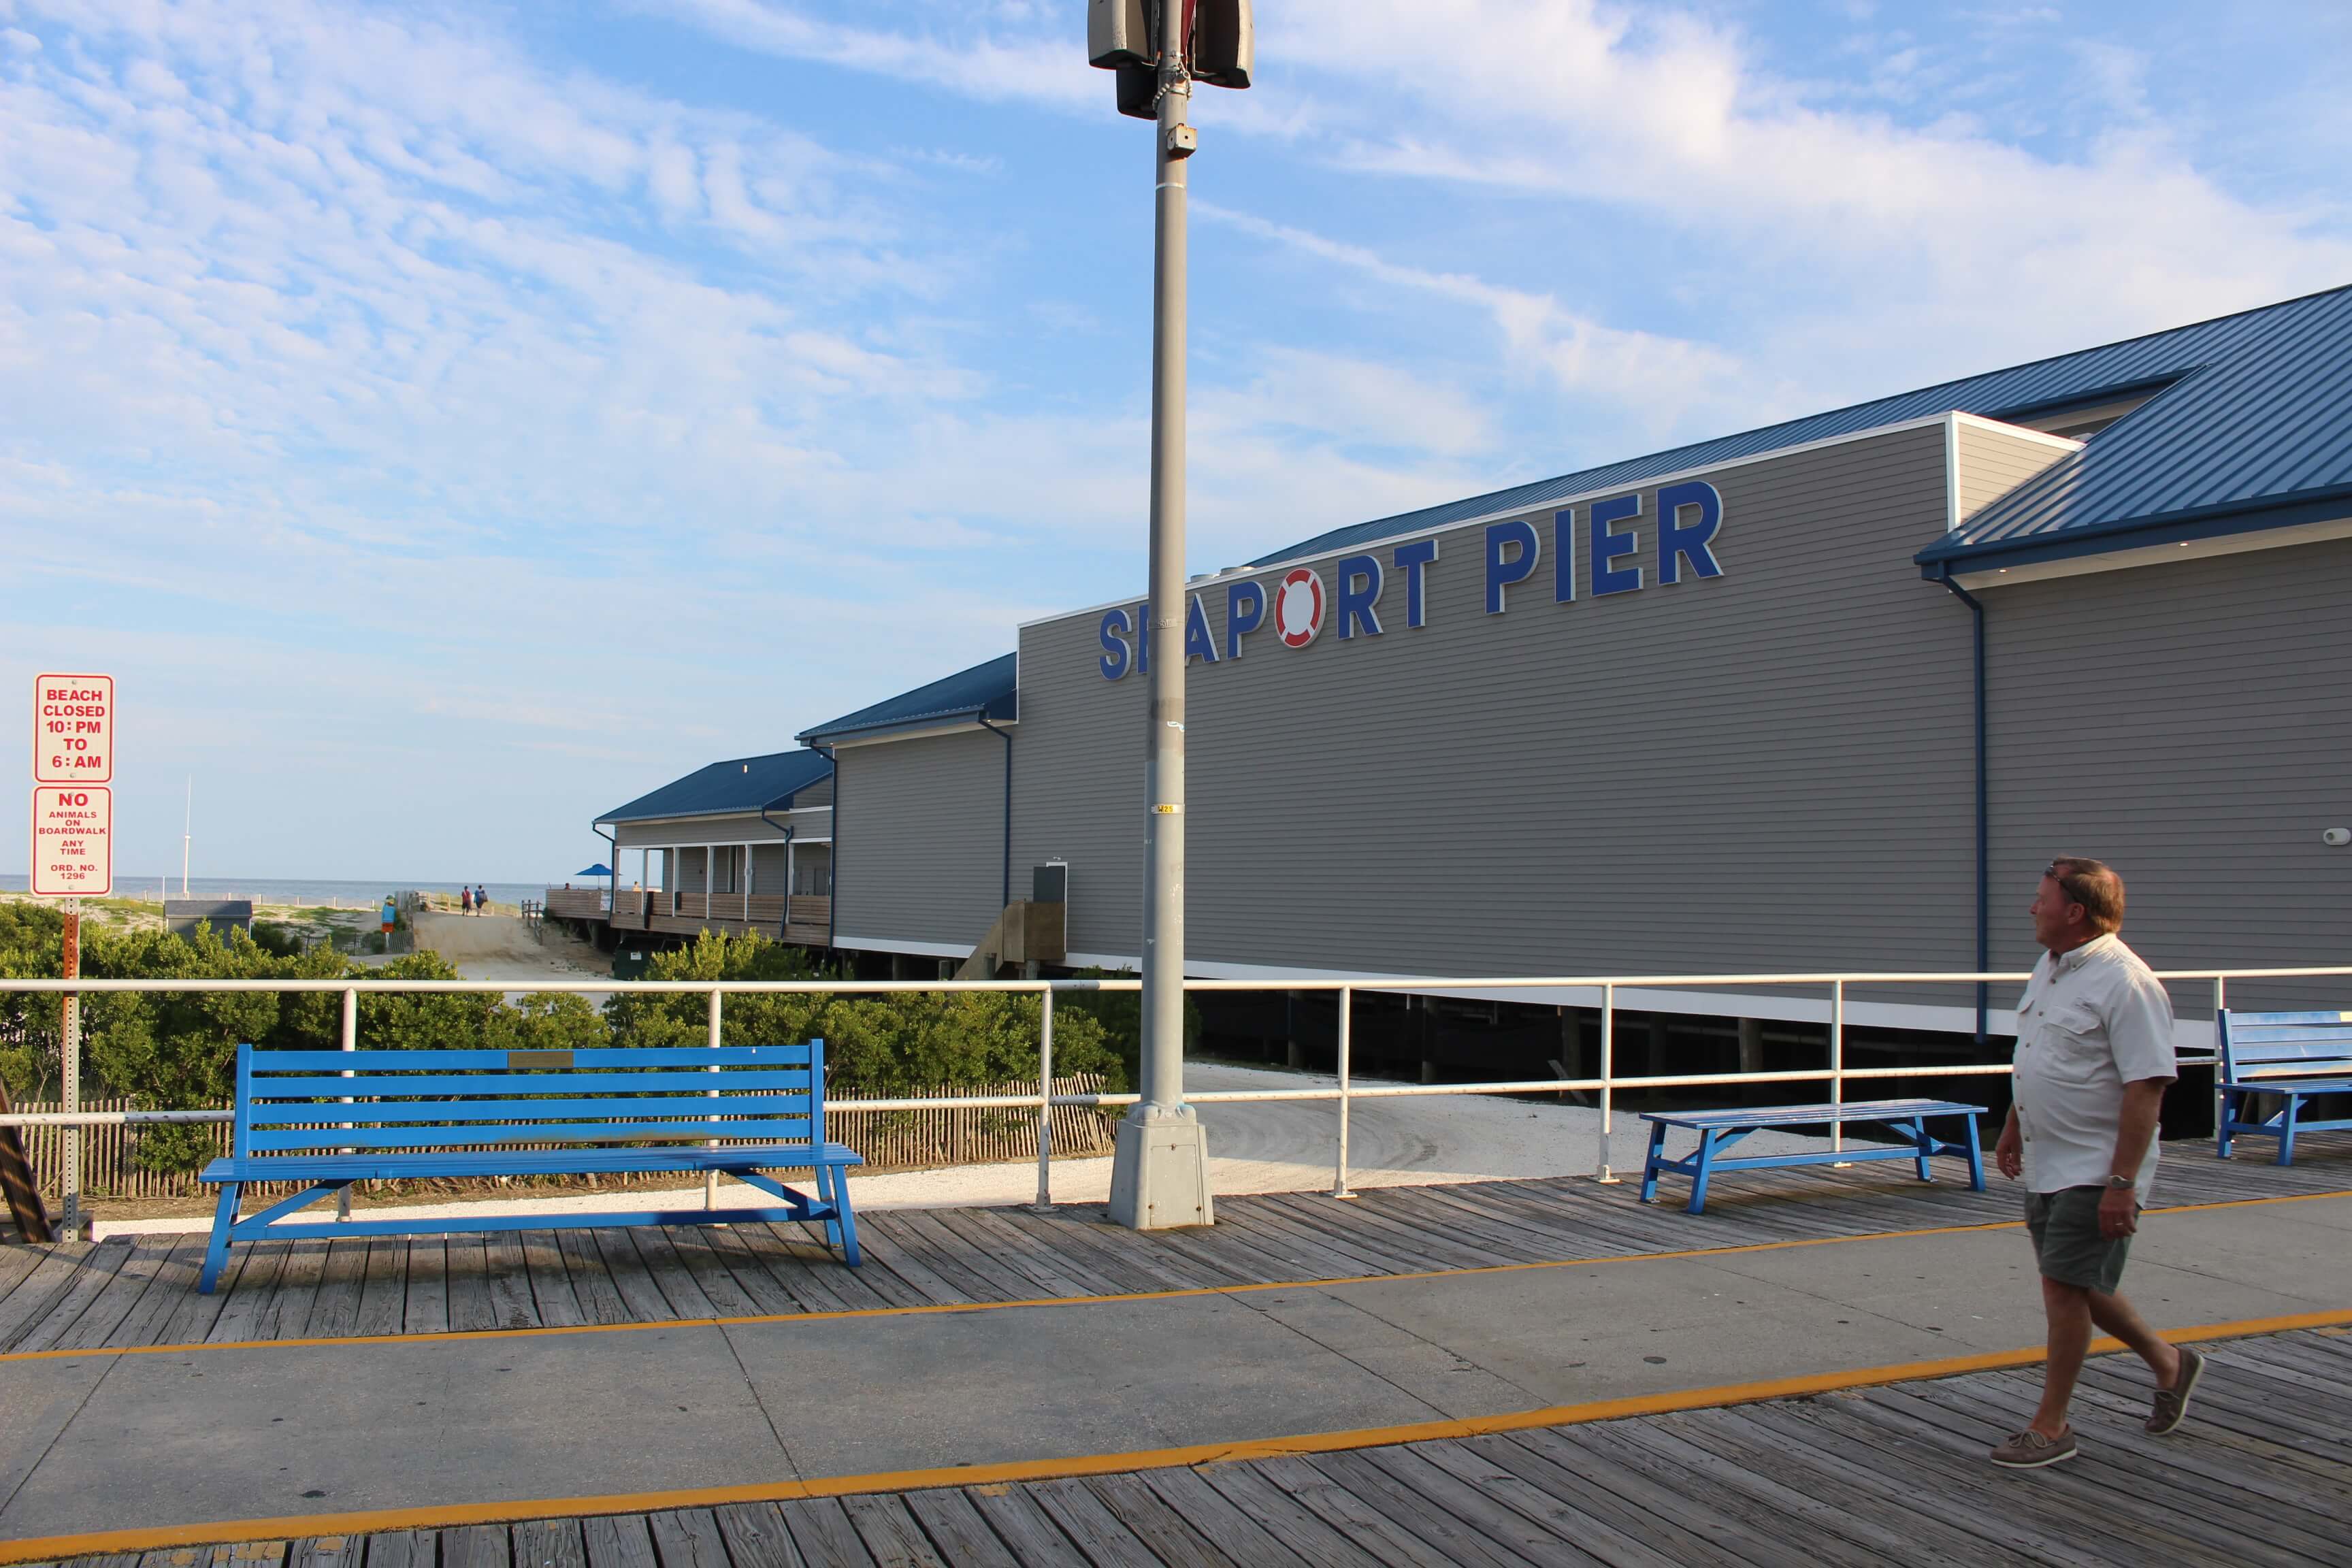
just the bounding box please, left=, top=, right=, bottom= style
left=576, top=863, right=614, bottom=877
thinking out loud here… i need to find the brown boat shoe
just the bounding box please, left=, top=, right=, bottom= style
left=2148, top=1342, right=2206, bottom=1435
left=1989, top=1426, right=2078, bottom=1469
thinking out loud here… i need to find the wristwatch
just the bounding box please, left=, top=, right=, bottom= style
left=2106, top=1173, right=2135, bottom=1190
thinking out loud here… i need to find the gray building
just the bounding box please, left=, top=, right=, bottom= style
left=797, top=287, right=2352, bottom=1047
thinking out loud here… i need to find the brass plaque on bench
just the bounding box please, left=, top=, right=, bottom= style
left=507, top=1050, right=574, bottom=1070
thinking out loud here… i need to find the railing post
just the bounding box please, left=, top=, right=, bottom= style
left=705, top=987, right=723, bottom=1211
left=2212, top=974, right=2227, bottom=1143
left=1034, top=987, right=1055, bottom=1212
left=60, top=897, right=81, bottom=1240
left=1332, top=986, right=1354, bottom=1199
left=1829, top=979, right=1846, bottom=1161
left=338, top=985, right=357, bottom=1220
left=1595, top=983, right=1618, bottom=1183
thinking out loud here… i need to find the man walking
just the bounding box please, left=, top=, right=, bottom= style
left=1990, top=856, right=2203, bottom=1468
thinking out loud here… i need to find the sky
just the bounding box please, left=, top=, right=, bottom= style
left=1, top=0, right=2347, bottom=883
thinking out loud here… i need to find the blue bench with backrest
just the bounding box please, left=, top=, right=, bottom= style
left=2217, top=1010, right=2352, bottom=1165
left=1639, top=1098, right=1987, bottom=1215
left=199, top=1040, right=861, bottom=1292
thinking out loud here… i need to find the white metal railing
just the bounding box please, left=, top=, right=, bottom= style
left=1, top=964, right=2339, bottom=1236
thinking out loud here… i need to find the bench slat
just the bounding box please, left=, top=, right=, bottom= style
left=205, top=1143, right=860, bottom=1180
left=247, top=1094, right=814, bottom=1125
left=1640, top=1099, right=1982, bottom=1130
left=249, top=1119, right=815, bottom=1151
left=248, top=1071, right=811, bottom=1097
left=246, top=1045, right=814, bottom=1073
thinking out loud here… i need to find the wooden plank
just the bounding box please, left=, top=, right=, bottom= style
left=361, top=1532, right=438, bottom=1568
left=659, top=1227, right=762, bottom=1318
left=1247, top=1454, right=1466, bottom=1568
left=482, top=1232, right=542, bottom=1330
left=838, top=1494, right=946, bottom=1567
left=443, top=1235, right=498, bottom=1335
left=1079, top=1472, right=1238, bottom=1568
left=442, top=1524, right=511, bottom=1568
left=1, top=1241, right=125, bottom=1352
left=1207, top=1199, right=1420, bottom=1279
left=517, top=1231, right=585, bottom=1330
left=554, top=1228, right=634, bottom=1326
left=811, top=1219, right=970, bottom=1309
left=710, top=1502, right=808, bottom=1568
left=1021, top=1477, right=1173, bottom=1568
left=1132, top=1468, right=1313, bottom=1568
left=1298, top=1450, right=1546, bottom=1568
left=352, top=1240, right=410, bottom=1340
left=590, top=1229, right=676, bottom=1325
left=51, top=1234, right=186, bottom=1351
left=645, top=1509, right=730, bottom=1568
left=1187, top=1462, right=1391, bottom=1568
left=304, top=1238, right=372, bottom=1340
left=715, top=1224, right=855, bottom=1315
left=206, top=1242, right=294, bottom=1343
left=885, top=1210, right=1045, bottom=1303
left=619, top=1227, right=719, bottom=1320
left=958, top=1485, right=1090, bottom=1568
left=774, top=1499, right=877, bottom=1567
left=255, top=1236, right=327, bottom=1342
left=284, top=1539, right=356, bottom=1568
left=1010, top=1211, right=1219, bottom=1296
left=0, top=1240, right=47, bottom=1301
left=1486, top=1426, right=1810, bottom=1568
left=696, top=1226, right=824, bottom=1317
left=1364, top=1440, right=1647, bottom=1568
left=512, top=1518, right=587, bottom=1568
left=932, top=1209, right=1109, bottom=1301
left=1256, top=1192, right=1514, bottom=1273
left=898, top=1490, right=1021, bottom=1568
left=101, top=1232, right=210, bottom=1350
left=581, top=1516, right=659, bottom=1568
left=403, top=1238, right=450, bottom=1337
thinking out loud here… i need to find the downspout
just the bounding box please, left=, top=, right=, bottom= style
left=1938, top=569, right=1990, bottom=1043
left=810, top=744, right=838, bottom=950
left=977, top=715, right=1013, bottom=909
left=757, top=802, right=796, bottom=940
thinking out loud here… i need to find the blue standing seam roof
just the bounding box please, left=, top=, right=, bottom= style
left=1920, top=285, right=2352, bottom=570
left=1251, top=285, right=2352, bottom=572
left=797, top=653, right=1017, bottom=744
left=595, top=749, right=833, bottom=825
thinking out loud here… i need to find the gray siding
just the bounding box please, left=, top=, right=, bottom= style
left=1986, top=538, right=2352, bottom=1014
left=1957, top=421, right=2074, bottom=522
left=612, top=807, right=828, bottom=850
left=835, top=727, right=1007, bottom=949
left=1013, top=423, right=1984, bottom=982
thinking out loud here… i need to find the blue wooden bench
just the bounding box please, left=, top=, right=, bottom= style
left=2217, top=1010, right=2352, bottom=1165
left=1639, top=1099, right=1987, bottom=1214
left=199, top=1041, right=861, bottom=1292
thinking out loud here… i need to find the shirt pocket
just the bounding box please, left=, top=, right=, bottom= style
left=2044, top=1003, right=2109, bottom=1081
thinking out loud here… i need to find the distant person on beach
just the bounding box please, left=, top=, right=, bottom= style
left=476, top=883, right=489, bottom=914
left=379, top=897, right=395, bottom=935
left=1989, top=857, right=2198, bottom=1469
left=460, top=886, right=474, bottom=915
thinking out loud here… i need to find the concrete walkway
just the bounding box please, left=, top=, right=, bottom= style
left=5, top=1192, right=2348, bottom=1544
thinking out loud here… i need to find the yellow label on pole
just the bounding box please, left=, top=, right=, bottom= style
left=1152, top=803, right=1181, bottom=813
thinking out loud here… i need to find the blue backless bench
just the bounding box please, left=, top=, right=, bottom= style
left=1639, top=1099, right=1987, bottom=1215
left=2217, top=1010, right=2352, bottom=1164
left=199, top=1041, right=861, bottom=1292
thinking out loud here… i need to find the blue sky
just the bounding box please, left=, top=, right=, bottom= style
left=2, top=0, right=2347, bottom=883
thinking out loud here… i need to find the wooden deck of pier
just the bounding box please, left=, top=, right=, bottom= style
left=3, top=1138, right=2347, bottom=1354
left=20, top=1325, right=2352, bottom=1567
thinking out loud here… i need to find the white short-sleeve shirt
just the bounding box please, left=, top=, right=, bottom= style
left=2011, top=932, right=2177, bottom=1200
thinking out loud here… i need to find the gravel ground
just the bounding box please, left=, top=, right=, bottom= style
left=93, top=1062, right=1829, bottom=1239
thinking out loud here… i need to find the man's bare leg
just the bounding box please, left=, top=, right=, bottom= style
left=2031, top=1276, right=2093, bottom=1437
left=2088, top=1289, right=2183, bottom=1386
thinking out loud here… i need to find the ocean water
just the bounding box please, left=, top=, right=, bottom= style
left=0, top=875, right=557, bottom=908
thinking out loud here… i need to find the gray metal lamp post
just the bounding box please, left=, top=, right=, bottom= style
left=1090, top=0, right=1250, bottom=1230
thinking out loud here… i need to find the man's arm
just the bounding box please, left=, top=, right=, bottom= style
left=2098, top=1079, right=2169, bottom=1237
left=1995, top=1104, right=2023, bottom=1180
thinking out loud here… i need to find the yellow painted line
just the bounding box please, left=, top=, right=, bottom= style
left=11, top=1185, right=2347, bottom=1367
left=3, top=1303, right=2347, bottom=1566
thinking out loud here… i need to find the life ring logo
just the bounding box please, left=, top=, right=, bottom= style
left=1274, top=568, right=1324, bottom=648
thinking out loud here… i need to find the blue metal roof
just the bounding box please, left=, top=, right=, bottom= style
left=797, top=653, right=1018, bottom=744
left=1919, top=286, right=2352, bottom=572
left=1254, top=286, right=2352, bottom=571
left=596, top=749, right=833, bottom=825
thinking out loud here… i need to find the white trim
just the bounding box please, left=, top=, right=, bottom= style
left=1952, top=514, right=2352, bottom=589
left=1943, top=412, right=1961, bottom=532
left=1022, top=412, right=1968, bottom=632
left=819, top=716, right=1015, bottom=751
left=832, top=934, right=973, bottom=959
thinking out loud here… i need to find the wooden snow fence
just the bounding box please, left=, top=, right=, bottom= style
left=10, top=1075, right=1118, bottom=1201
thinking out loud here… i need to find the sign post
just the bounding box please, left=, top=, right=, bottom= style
left=29, top=674, right=113, bottom=1241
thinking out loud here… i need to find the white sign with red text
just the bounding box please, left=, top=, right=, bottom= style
left=34, top=674, right=113, bottom=784
left=31, top=786, right=112, bottom=896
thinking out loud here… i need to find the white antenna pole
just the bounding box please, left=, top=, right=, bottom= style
left=182, top=775, right=192, bottom=898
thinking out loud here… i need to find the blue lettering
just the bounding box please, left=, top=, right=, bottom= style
left=1335, top=555, right=1384, bottom=639
left=1225, top=579, right=1265, bottom=659
left=1588, top=495, right=1643, bottom=596
left=1657, top=480, right=1724, bottom=583
left=1184, top=593, right=1220, bottom=663
left=1553, top=509, right=1575, bottom=602
left=1393, top=539, right=1438, bottom=627
left=1484, top=519, right=1540, bottom=614
left=1098, top=608, right=1131, bottom=681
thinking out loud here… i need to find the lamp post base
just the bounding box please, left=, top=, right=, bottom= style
left=1107, top=1107, right=1214, bottom=1230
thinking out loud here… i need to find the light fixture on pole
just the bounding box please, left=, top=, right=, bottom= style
left=1089, top=0, right=1252, bottom=1231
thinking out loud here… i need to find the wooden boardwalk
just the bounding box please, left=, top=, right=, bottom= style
left=3, top=1138, right=2348, bottom=1354
left=19, top=1326, right=2352, bottom=1566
